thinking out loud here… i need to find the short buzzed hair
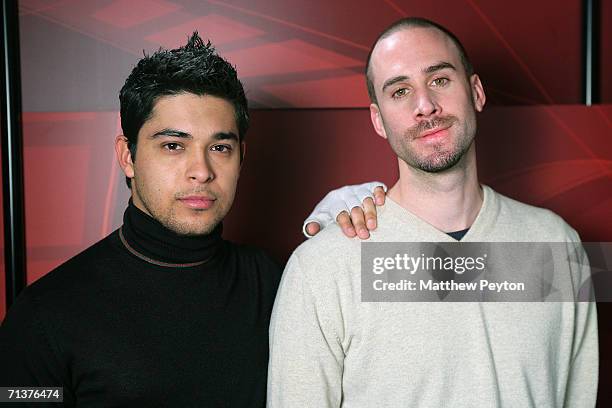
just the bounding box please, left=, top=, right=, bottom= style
left=365, top=17, right=474, bottom=103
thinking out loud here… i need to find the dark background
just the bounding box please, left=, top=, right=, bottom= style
left=2, top=0, right=611, bottom=404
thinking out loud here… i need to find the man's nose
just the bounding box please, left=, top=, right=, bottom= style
left=186, top=151, right=214, bottom=183
left=413, top=87, right=440, bottom=118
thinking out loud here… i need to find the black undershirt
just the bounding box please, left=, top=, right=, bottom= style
left=0, top=202, right=282, bottom=407
left=446, top=228, right=470, bottom=241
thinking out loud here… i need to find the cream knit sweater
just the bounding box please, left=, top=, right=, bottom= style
left=268, top=185, right=598, bottom=407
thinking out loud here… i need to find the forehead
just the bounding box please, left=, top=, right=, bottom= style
left=370, top=27, right=463, bottom=83
left=145, top=93, right=238, bottom=133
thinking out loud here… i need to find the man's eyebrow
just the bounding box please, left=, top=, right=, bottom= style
left=382, top=75, right=409, bottom=93
left=150, top=129, right=191, bottom=139
left=213, top=132, right=239, bottom=142
left=149, top=130, right=238, bottom=142
left=381, top=63, right=458, bottom=93
left=423, top=62, right=456, bottom=74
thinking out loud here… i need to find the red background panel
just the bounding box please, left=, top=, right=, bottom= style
left=145, top=14, right=264, bottom=48
left=477, top=105, right=612, bottom=242
left=225, top=39, right=362, bottom=77
left=93, top=0, right=182, bottom=29
left=22, top=112, right=124, bottom=285
left=261, top=73, right=369, bottom=107
left=24, top=145, right=90, bottom=282
left=25, top=145, right=90, bottom=248
left=18, top=0, right=606, bottom=109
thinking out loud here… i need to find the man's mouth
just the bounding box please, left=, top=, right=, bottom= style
left=417, top=125, right=451, bottom=140
left=178, top=196, right=216, bottom=210
left=407, top=116, right=457, bottom=141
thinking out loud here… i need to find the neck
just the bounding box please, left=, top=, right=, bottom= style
left=388, top=145, right=482, bottom=233
left=120, top=200, right=224, bottom=267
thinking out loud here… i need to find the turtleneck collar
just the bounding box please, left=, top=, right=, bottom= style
left=119, top=200, right=224, bottom=267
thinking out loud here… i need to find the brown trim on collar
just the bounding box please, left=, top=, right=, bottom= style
left=119, top=227, right=210, bottom=268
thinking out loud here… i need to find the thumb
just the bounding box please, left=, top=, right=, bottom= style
left=305, top=222, right=321, bottom=237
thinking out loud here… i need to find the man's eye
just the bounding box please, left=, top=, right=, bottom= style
left=431, top=78, right=449, bottom=87
left=392, top=88, right=408, bottom=98
left=211, top=144, right=232, bottom=153
left=163, top=143, right=183, bottom=151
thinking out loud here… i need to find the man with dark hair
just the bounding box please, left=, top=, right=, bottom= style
left=0, top=33, right=378, bottom=406
left=119, top=34, right=250, bottom=189
left=270, top=17, right=598, bottom=407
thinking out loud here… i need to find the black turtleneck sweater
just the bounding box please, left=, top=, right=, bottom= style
left=0, top=202, right=282, bottom=407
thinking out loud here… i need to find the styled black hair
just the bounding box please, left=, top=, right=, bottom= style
left=119, top=32, right=248, bottom=187
left=365, top=17, right=474, bottom=104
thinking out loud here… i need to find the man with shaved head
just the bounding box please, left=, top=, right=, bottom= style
left=268, top=18, right=598, bottom=407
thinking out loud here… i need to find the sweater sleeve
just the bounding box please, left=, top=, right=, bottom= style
left=267, top=253, right=345, bottom=407
left=0, top=289, right=73, bottom=407
left=563, top=241, right=599, bottom=408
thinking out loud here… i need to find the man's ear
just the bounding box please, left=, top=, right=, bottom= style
left=369, top=103, right=387, bottom=140
left=115, top=135, right=135, bottom=179
left=470, top=74, right=486, bottom=112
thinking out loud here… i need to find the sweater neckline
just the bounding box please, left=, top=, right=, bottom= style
left=119, top=200, right=224, bottom=267
left=381, top=185, right=495, bottom=242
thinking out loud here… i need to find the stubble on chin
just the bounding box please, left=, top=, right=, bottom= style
left=408, top=138, right=468, bottom=173
left=393, top=115, right=474, bottom=173
left=158, top=205, right=224, bottom=236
